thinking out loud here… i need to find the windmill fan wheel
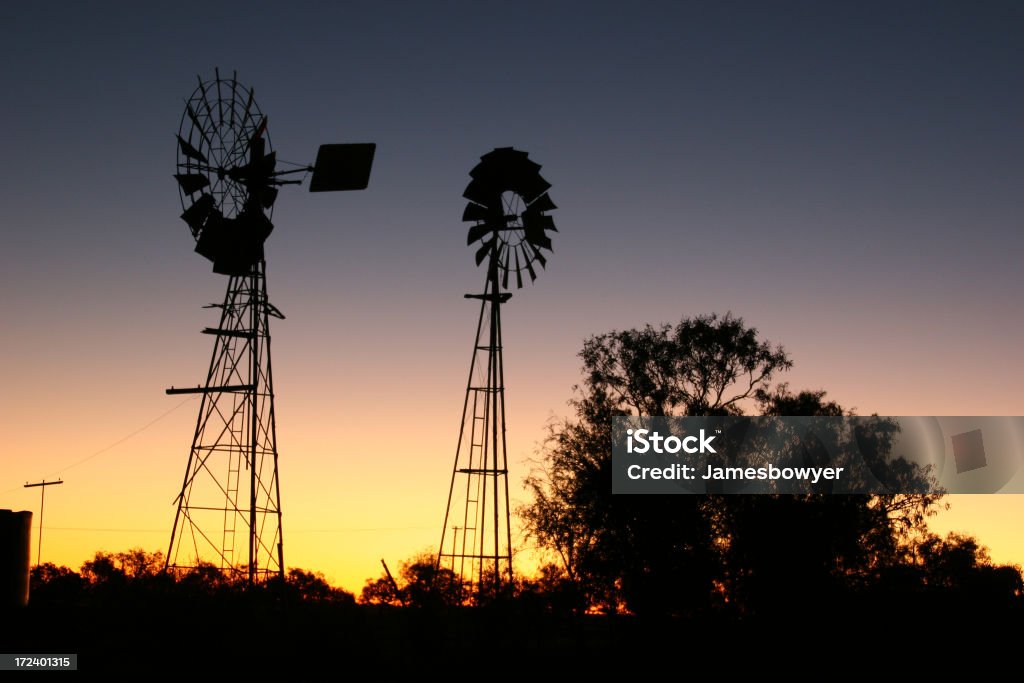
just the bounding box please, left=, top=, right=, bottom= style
left=462, top=147, right=557, bottom=289
left=175, top=70, right=278, bottom=276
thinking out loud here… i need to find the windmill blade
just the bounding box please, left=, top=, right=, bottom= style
left=514, top=249, right=523, bottom=288
left=506, top=154, right=543, bottom=180
left=466, top=223, right=493, bottom=245
left=468, top=156, right=500, bottom=182
left=180, top=193, right=215, bottom=234
left=462, top=202, right=491, bottom=222
left=522, top=211, right=555, bottom=232
left=522, top=212, right=555, bottom=250
left=185, top=103, right=213, bottom=149
left=243, top=208, right=274, bottom=243
left=523, top=225, right=553, bottom=251
left=529, top=243, right=548, bottom=267
left=252, top=116, right=268, bottom=142
left=215, top=67, right=224, bottom=124
left=527, top=193, right=557, bottom=213
left=260, top=186, right=279, bottom=210
left=472, top=163, right=515, bottom=193
left=242, top=86, right=255, bottom=132
left=517, top=157, right=543, bottom=175
left=177, top=135, right=208, bottom=163
left=502, top=254, right=511, bottom=289
left=493, top=146, right=538, bottom=168
left=463, top=179, right=502, bottom=207
left=175, top=173, right=210, bottom=195
left=228, top=73, right=237, bottom=128
left=194, top=212, right=226, bottom=262
left=498, top=243, right=516, bottom=287
left=475, top=238, right=493, bottom=266
left=523, top=248, right=538, bottom=282
left=515, top=173, right=551, bottom=203
left=478, top=147, right=517, bottom=167
left=481, top=147, right=516, bottom=160
left=482, top=147, right=534, bottom=172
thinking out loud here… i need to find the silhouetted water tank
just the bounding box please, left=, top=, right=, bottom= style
left=0, top=509, right=32, bottom=607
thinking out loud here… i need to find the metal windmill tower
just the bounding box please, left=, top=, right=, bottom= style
left=166, top=69, right=375, bottom=583
left=438, top=147, right=557, bottom=599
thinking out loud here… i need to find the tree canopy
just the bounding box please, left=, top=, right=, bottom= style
left=581, top=312, right=792, bottom=416
left=521, top=312, right=990, bottom=616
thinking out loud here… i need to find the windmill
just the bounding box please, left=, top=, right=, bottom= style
left=438, top=147, right=557, bottom=599
left=166, top=69, right=375, bottom=583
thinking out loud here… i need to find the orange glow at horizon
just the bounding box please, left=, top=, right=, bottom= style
left=5, top=347, right=1024, bottom=595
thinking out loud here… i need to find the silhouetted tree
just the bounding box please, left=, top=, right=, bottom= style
left=718, top=386, right=948, bottom=614
left=755, top=384, right=843, bottom=417
left=857, top=532, right=1023, bottom=616
left=80, top=548, right=165, bottom=583
left=360, top=552, right=462, bottom=608
left=521, top=313, right=950, bottom=616
left=514, top=563, right=588, bottom=615
left=115, top=548, right=165, bottom=578
left=80, top=552, right=126, bottom=588
left=174, top=561, right=242, bottom=597
left=524, top=313, right=792, bottom=615
left=28, top=548, right=362, bottom=615
left=581, top=312, right=792, bottom=416
left=285, top=568, right=355, bottom=605
left=360, top=575, right=402, bottom=606
left=29, top=563, right=85, bottom=606
left=916, top=533, right=989, bottom=586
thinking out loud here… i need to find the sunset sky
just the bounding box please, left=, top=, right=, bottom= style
left=1, top=1, right=1021, bottom=592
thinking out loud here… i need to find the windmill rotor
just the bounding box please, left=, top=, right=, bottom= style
left=175, top=69, right=376, bottom=276
left=174, top=70, right=280, bottom=276
left=462, top=147, right=557, bottom=289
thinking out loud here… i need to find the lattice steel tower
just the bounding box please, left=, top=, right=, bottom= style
left=165, top=70, right=374, bottom=582
left=438, top=148, right=557, bottom=598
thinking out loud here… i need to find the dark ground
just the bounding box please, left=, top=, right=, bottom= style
left=2, top=594, right=1017, bottom=674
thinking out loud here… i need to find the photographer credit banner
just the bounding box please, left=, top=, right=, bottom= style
left=611, top=416, right=1024, bottom=494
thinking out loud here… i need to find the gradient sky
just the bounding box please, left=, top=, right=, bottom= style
left=1, top=1, right=1022, bottom=592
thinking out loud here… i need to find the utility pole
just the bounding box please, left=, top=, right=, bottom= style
left=24, top=479, right=63, bottom=567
